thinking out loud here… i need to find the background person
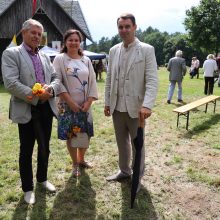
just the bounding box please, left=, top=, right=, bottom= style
left=53, top=29, right=98, bottom=177
left=167, top=50, right=187, bottom=104
left=104, top=13, right=158, bottom=191
left=215, top=53, right=220, bottom=87
left=1, top=19, right=59, bottom=204
left=92, top=60, right=98, bottom=79
left=203, top=54, right=218, bottom=95
left=189, top=56, right=200, bottom=79
left=96, top=59, right=104, bottom=80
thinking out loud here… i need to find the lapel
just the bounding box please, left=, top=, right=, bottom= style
left=62, top=53, right=71, bottom=80
left=61, top=53, right=72, bottom=91
left=114, top=44, right=122, bottom=79
left=39, top=52, right=49, bottom=83
left=19, top=45, right=36, bottom=81
left=126, top=39, right=143, bottom=77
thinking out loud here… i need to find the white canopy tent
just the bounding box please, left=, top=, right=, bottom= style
left=40, top=46, right=106, bottom=60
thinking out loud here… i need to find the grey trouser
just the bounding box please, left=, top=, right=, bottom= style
left=112, top=111, right=145, bottom=178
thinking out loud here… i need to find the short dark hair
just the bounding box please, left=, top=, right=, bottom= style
left=117, top=13, right=136, bottom=26
left=61, top=29, right=83, bottom=56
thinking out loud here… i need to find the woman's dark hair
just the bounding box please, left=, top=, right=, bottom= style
left=61, top=29, right=83, bottom=56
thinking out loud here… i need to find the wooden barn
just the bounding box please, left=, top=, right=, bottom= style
left=0, top=0, right=93, bottom=82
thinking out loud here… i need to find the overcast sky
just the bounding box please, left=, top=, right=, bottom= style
left=78, top=0, right=201, bottom=42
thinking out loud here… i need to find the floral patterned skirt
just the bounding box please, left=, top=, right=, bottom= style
left=57, top=103, right=94, bottom=147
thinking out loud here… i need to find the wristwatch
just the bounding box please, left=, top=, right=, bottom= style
left=49, top=87, right=54, bottom=97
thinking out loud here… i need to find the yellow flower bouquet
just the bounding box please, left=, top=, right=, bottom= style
left=27, top=83, right=45, bottom=100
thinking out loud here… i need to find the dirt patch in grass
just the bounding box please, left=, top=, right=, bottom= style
left=142, top=118, right=220, bottom=219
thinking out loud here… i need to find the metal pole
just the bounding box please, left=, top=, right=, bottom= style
left=186, top=111, right=189, bottom=130
left=205, top=103, right=208, bottom=113
left=177, top=113, right=180, bottom=128
left=214, top=100, right=217, bottom=113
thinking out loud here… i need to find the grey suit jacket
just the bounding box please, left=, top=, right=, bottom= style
left=105, top=38, right=158, bottom=118
left=167, top=57, right=187, bottom=81
left=1, top=44, right=60, bottom=124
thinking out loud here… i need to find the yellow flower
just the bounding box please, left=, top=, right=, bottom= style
left=72, top=126, right=81, bottom=133
left=32, top=83, right=42, bottom=92
left=32, top=83, right=45, bottom=96
left=27, top=83, right=45, bottom=101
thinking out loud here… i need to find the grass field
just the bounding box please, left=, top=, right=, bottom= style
left=0, top=68, right=220, bottom=220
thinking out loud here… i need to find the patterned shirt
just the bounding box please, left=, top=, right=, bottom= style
left=23, top=43, right=45, bottom=83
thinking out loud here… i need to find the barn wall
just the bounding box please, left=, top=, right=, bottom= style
left=0, top=0, right=32, bottom=38
left=0, top=0, right=88, bottom=82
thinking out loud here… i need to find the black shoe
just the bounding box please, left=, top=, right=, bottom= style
left=178, top=99, right=183, bottom=103
left=106, top=172, right=131, bottom=181
left=167, top=100, right=171, bottom=104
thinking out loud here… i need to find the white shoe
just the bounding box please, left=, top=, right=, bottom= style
left=40, top=181, right=56, bottom=192
left=24, top=191, right=35, bottom=204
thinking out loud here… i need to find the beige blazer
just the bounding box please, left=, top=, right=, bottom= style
left=105, top=38, right=158, bottom=118
left=1, top=44, right=60, bottom=124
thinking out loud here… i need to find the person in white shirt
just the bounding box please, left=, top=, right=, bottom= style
left=203, top=54, right=218, bottom=95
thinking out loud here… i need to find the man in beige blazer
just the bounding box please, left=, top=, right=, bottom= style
left=1, top=19, right=60, bottom=204
left=104, top=13, right=158, bottom=190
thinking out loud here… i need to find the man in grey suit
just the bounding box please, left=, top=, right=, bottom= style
left=167, top=50, right=187, bottom=104
left=1, top=19, right=60, bottom=204
left=104, top=13, right=158, bottom=189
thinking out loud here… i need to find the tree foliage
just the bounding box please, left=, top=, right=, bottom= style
left=89, top=0, right=220, bottom=67
left=184, top=0, right=220, bottom=54
left=88, top=29, right=197, bottom=66
left=144, top=30, right=168, bottom=65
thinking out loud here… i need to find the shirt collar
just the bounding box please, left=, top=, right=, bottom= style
left=22, top=42, right=39, bottom=55
left=122, top=38, right=138, bottom=49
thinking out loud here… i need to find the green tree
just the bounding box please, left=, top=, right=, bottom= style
left=163, top=33, right=196, bottom=66
left=98, top=37, right=111, bottom=53
left=110, top=34, right=121, bottom=47
left=144, top=31, right=168, bottom=65
left=184, top=0, right=220, bottom=54
left=143, top=26, right=159, bottom=35
left=87, top=41, right=98, bottom=52
left=136, top=28, right=144, bottom=41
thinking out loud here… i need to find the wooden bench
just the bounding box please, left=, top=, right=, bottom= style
left=173, top=95, right=220, bottom=130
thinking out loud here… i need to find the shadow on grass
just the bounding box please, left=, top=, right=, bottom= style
left=12, top=184, right=47, bottom=220
left=12, top=195, right=29, bottom=220
left=172, top=101, right=187, bottom=107
left=181, top=114, right=220, bottom=138
left=49, top=171, right=96, bottom=220
left=30, top=184, right=47, bottom=219
left=120, top=180, right=158, bottom=220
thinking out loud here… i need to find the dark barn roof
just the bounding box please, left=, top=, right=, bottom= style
left=0, top=0, right=92, bottom=41
left=56, top=0, right=91, bottom=40
left=0, top=0, right=93, bottom=82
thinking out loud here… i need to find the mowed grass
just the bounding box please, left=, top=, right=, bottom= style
left=0, top=68, right=220, bottom=220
